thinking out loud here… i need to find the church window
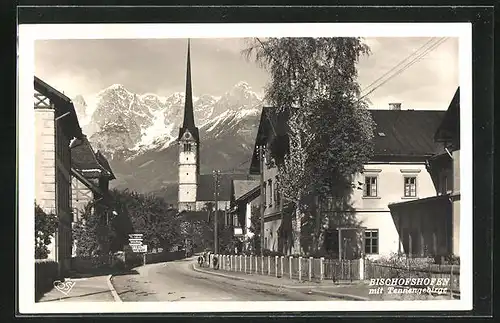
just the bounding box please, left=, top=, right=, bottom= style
left=184, top=143, right=192, bottom=152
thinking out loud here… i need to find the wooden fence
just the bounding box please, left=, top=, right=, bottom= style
left=213, top=254, right=459, bottom=294
left=214, top=254, right=361, bottom=282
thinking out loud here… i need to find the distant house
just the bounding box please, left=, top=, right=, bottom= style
left=70, top=136, right=116, bottom=223
left=34, top=76, right=83, bottom=273
left=249, top=104, right=447, bottom=258
left=389, top=88, right=460, bottom=258
left=229, top=180, right=260, bottom=249
left=70, top=136, right=116, bottom=256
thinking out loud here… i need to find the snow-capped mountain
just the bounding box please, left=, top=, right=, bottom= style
left=73, top=81, right=263, bottom=195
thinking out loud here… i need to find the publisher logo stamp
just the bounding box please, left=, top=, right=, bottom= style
left=53, top=280, right=76, bottom=296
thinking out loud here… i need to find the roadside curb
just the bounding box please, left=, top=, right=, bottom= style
left=191, top=264, right=369, bottom=301
left=107, top=275, right=123, bottom=302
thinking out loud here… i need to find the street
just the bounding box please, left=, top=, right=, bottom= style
left=111, top=257, right=341, bottom=301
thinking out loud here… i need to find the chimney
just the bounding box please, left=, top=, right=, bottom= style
left=389, top=102, right=401, bottom=110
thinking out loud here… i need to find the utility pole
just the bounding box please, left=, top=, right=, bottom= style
left=213, top=170, right=220, bottom=254
left=259, top=145, right=265, bottom=256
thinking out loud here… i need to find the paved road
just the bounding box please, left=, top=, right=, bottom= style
left=111, top=257, right=340, bottom=302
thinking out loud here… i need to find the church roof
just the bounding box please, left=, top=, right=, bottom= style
left=196, top=173, right=254, bottom=202
left=178, top=39, right=200, bottom=142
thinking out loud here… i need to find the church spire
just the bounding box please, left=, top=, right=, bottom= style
left=182, top=39, right=195, bottom=129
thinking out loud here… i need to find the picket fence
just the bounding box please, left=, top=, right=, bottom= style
left=208, top=254, right=460, bottom=295
left=207, top=254, right=363, bottom=282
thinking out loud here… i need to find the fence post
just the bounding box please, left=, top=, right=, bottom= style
left=309, top=257, right=313, bottom=281
left=289, top=256, right=293, bottom=279
left=280, top=256, right=284, bottom=278
left=320, top=257, right=324, bottom=281
left=348, top=260, right=352, bottom=282
left=359, top=257, right=365, bottom=280
left=238, top=255, right=241, bottom=272
left=255, top=255, right=258, bottom=274
left=143, top=253, right=146, bottom=266
left=267, top=256, right=271, bottom=275
left=298, top=256, right=302, bottom=282
left=249, top=255, right=252, bottom=273
left=244, top=255, right=247, bottom=273
left=450, top=264, right=454, bottom=299
left=261, top=255, right=264, bottom=275
left=275, top=256, right=278, bottom=277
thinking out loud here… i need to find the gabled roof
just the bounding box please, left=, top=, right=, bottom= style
left=370, top=109, right=445, bottom=158
left=196, top=173, right=254, bottom=202
left=70, top=136, right=116, bottom=180
left=231, top=180, right=260, bottom=204
left=34, top=76, right=83, bottom=140
left=250, top=107, right=446, bottom=173
left=435, top=87, right=460, bottom=149
left=95, top=151, right=116, bottom=180
left=249, top=106, right=289, bottom=174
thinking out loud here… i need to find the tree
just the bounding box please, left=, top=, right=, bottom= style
left=248, top=205, right=262, bottom=254
left=35, top=202, right=58, bottom=259
left=73, top=189, right=182, bottom=257
left=243, top=37, right=375, bottom=255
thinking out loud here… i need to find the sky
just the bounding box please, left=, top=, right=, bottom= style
left=34, top=37, right=459, bottom=110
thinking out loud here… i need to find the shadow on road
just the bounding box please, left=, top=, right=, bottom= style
left=67, top=268, right=139, bottom=279
left=37, top=290, right=112, bottom=302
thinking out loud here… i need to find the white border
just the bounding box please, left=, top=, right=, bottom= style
left=18, top=23, right=473, bottom=314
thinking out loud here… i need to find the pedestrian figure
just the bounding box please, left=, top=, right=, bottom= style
left=197, top=256, right=204, bottom=267
left=213, top=255, right=219, bottom=270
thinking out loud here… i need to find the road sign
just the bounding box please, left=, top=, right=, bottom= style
left=132, top=245, right=147, bottom=253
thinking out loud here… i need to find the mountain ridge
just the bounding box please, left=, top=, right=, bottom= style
left=73, top=81, right=263, bottom=196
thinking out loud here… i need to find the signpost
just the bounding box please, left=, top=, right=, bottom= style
left=128, top=234, right=147, bottom=253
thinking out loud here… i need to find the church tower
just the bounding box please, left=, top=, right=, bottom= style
left=178, top=39, right=200, bottom=212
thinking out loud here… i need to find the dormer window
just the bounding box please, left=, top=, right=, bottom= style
left=184, top=143, right=192, bottom=152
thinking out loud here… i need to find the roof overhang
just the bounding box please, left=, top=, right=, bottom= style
left=34, top=76, right=83, bottom=140
left=71, top=168, right=103, bottom=196
left=388, top=194, right=451, bottom=210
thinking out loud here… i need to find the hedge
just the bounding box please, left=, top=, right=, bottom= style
left=35, top=259, right=59, bottom=301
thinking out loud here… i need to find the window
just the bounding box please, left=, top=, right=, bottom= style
left=404, top=176, right=417, bottom=197
left=183, top=143, right=192, bottom=152
left=268, top=179, right=273, bottom=207
left=364, top=176, right=378, bottom=197
left=365, top=229, right=379, bottom=254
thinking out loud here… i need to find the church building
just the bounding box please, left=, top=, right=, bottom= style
left=177, top=40, right=251, bottom=215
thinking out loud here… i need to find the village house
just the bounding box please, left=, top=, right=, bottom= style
left=34, top=76, right=83, bottom=273
left=248, top=103, right=448, bottom=258
left=229, top=180, right=260, bottom=250
left=70, top=136, right=116, bottom=256
left=389, top=88, right=460, bottom=258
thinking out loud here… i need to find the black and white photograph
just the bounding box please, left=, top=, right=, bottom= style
left=18, top=22, right=472, bottom=313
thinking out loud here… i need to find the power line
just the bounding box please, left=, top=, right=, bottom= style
left=359, top=37, right=448, bottom=100
left=360, top=38, right=440, bottom=96
left=254, top=37, right=449, bottom=103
